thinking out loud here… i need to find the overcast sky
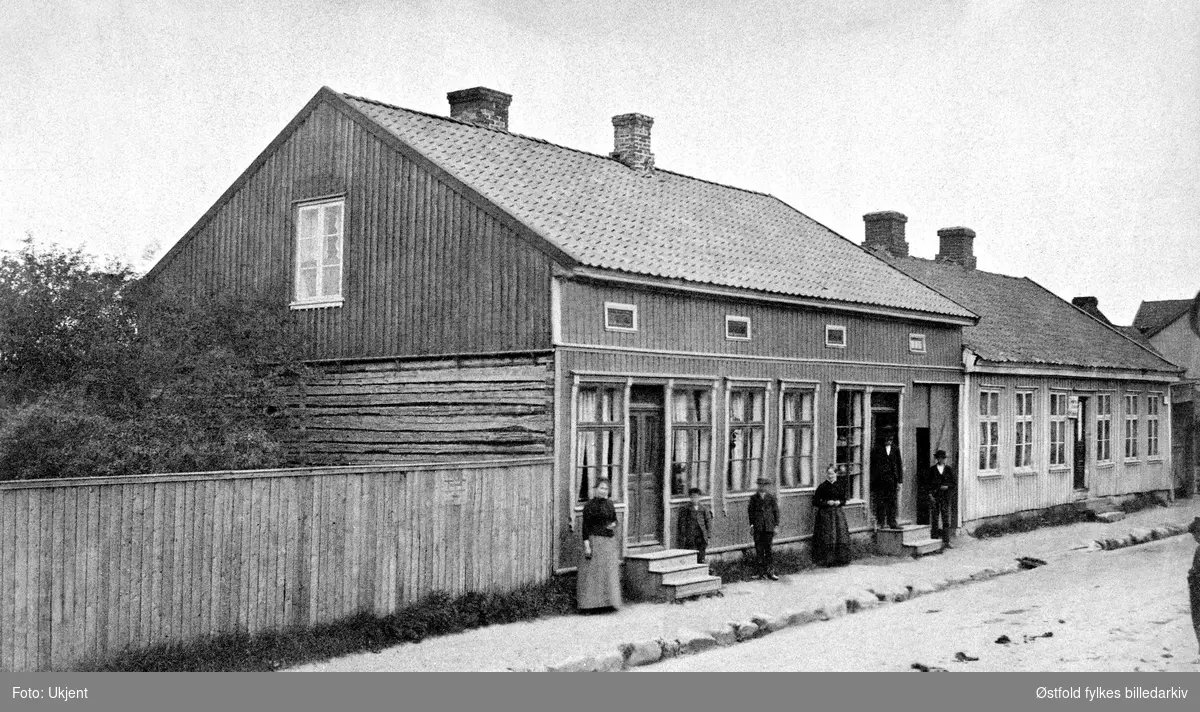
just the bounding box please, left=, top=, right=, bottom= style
left=3, top=0, right=1197, bottom=323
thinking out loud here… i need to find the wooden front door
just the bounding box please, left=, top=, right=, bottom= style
left=627, top=387, right=665, bottom=547
left=1072, top=397, right=1089, bottom=491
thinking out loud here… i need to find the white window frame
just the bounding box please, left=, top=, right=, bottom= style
left=1096, top=393, right=1113, bottom=464
left=572, top=381, right=626, bottom=505
left=1014, top=390, right=1035, bottom=472
left=668, top=384, right=715, bottom=499
left=725, top=315, right=751, bottom=341
left=908, top=333, right=927, bottom=354
left=1124, top=392, right=1140, bottom=461
left=834, top=388, right=866, bottom=499
left=778, top=385, right=817, bottom=491
left=978, top=389, right=1001, bottom=474
left=725, top=384, right=768, bottom=495
left=291, top=198, right=345, bottom=309
left=1048, top=392, right=1069, bottom=469
left=604, top=302, right=638, bottom=332
left=825, top=324, right=847, bottom=349
left=1147, top=392, right=1161, bottom=459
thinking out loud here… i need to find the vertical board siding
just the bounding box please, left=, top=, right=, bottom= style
left=559, top=280, right=962, bottom=367
left=0, top=458, right=552, bottom=672
left=961, top=374, right=1174, bottom=523
left=150, top=101, right=553, bottom=361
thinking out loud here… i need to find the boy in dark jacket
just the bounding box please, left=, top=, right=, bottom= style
left=748, top=477, right=780, bottom=580
left=678, top=487, right=712, bottom=563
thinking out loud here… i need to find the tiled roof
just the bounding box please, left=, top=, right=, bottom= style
left=884, top=256, right=1180, bottom=373
left=341, top=93, right=975, bottom=320
left=1131, top=299, right=1191, bottom=337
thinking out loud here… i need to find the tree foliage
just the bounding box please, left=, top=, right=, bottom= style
left=0, top=239, right=309, bottom=480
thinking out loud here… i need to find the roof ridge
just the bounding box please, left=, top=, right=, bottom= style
left=1021, top=277, right=1184, bottom=372
left=893, top=254, right=1031, bottom=282
left=340, top=91, right=777, bottom=200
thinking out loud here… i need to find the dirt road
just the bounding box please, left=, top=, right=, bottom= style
left=647, top=535, right=1200, bottom=671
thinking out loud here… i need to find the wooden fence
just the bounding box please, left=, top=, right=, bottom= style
left=0, top=457, right=553, bottom=671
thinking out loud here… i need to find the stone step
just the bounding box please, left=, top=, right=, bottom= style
left=906, top=538, right=944, bottom=557
left=629, top=549, right=701, bottom=572
left=657, top=562, right=712, bottom=585
left=664, top=574, right=722, bottom=600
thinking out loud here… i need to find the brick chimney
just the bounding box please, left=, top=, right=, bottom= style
left=1072, top=296, right=1112, bottom=324
left=611, top=113, right=654, bottom=171
left=936, top=227, right=977, bottom=269
left=863, top=211, right=909, bottom=257
left=446, top=87, right=512, bottom=131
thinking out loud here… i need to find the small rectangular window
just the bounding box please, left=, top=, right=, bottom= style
left=825, top=325, right=846, bottom=349
left=909, top=333, right=927, bottom=354
left=604, top=302, right=638, bottom=332
left=293, top=199, right=345, bottom=308
left=725, top=316, right=751, bottom=341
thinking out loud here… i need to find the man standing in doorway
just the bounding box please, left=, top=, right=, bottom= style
left=926, top=449, right=956, bottom=547
left=870, top=430, right=902, bottom=530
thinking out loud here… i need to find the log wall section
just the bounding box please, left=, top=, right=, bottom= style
left=0, top=458, right=552, bottom=672
left=283, top=354, right=555, bottom=464
left=149, top=100, right=553, bottom=360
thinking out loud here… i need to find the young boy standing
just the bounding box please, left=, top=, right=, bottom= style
left=678, top=487, right=712, bottom=563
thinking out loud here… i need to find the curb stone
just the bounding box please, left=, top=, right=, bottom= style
left=1094, top=522, right=1189, bottom=551
left=541, top=561, right=1053, bottom=671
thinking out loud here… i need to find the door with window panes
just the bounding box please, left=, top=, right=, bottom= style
left=627, top=386, right=665, bottom=546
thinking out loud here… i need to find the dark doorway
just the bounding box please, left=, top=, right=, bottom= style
left=915, top=427, right=931, bottom=524
left=627, top=386, right=665, bottom=547
left=869, top=391, right=903, bottom=520
left=1072, top=396, right=1089, bottom=491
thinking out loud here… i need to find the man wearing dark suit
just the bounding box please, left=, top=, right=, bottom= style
left=870, top=432, right=902, bottom=529
left=925, top=449, right=956, bottom=546
left=748, top=477, right=780, bottom=580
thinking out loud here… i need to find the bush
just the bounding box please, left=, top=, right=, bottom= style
left=76, top=578, right=578, bottom=672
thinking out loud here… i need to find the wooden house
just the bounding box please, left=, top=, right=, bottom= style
left=866, top=217, right=1183, bottom=528
left=145, top=86, right=980, bottom=582
left=1130, top=298, right=1199, bottom=498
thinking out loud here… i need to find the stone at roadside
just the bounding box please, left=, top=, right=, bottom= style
left=1130, top=528, right=1153, bottom=543
left=623, top=640, right=663, bottom=667
left=593, top=651, right=624, bottom=671
left=1095, top=511, right=1125, bottom=523
left=734, top=620, right=761, bottom=641
left=658, top=638, right=681, bottom=659
left=548, top=655, right=596, bottom=672
left=758, top=613, right=789, bottom=633
left=909, top=580, right=939, bottom=596
left=675, top=629, right=718, bottom=655
left=872, top=583, right=910, bottom=602
left=784, top=608, right=820, bottom=626
left=817, top=598, right=848, bottom=621
left=844, top=587, right=881, bottom=613
left=708, top=623, right=737, bottom=646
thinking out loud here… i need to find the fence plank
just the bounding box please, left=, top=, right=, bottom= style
left=0, top=458, right=551, bottom=670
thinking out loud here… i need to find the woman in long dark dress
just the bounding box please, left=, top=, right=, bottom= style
left=811, top=464, right=852, bottom=567
left=578, top=479, right=622, bottom=611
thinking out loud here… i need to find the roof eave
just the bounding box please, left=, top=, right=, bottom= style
left=566, top=266, right=979, bottom=326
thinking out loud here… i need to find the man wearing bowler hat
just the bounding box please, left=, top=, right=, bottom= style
left=748, top=477, right=780, bottom=580
left=870, top=430, right=903, bottom=530
left=926, top=449, right=957, bottom=546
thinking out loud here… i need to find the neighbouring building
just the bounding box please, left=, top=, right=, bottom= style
left=865, top=214, right=1183, bottom=529
left=1131, top=298, right=1199, bottom=497
left=145, top=86, right=980, bottom=581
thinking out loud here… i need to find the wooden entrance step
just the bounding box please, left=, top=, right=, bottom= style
left=875, top=524, right=945, bottom=558
left=623, top=549, right=723, bottom=602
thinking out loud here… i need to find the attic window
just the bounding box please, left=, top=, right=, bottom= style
left=825, top=325, right=846, bottom=349
left=725, top=316, right=751, bottom=341
left=909, top=333, right=927, bottom=353
left=604, top=302, right=638, bottom=332
left=292, top=198, right=345, bottom=309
